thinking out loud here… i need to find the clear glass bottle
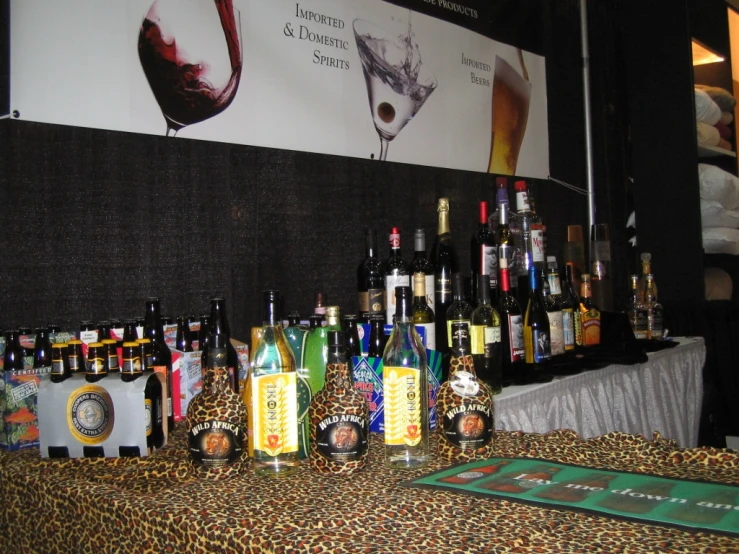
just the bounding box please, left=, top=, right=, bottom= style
left=385, top=227, right=410, bottom=324
left=247, top=290, right=299, bottom=477
left=410, top=228, right=435, bottom=316
left=383, top=286, right=430, bottom=469
left=557, top=261, right=577, bottom=352
left=626, top=274, right=649, bottom=340
left=644, top=274, right=663, bottom=340
left=284, top=311, right=312, bottom=460
left=411, top=272, right=436, bottom=351
left=471, top=274, right=502, bottom=394
left=541, top=267, right=565, bottom=357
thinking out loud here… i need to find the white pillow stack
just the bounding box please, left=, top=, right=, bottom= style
left=699, top=163, right=739, bottom=255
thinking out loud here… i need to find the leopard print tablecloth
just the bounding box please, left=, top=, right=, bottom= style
left=1, top=429, right=738, bottom=553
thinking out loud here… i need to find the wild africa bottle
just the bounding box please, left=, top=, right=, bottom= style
left=309, top=331, right=369, bottom=475
left=247, top=290, right=299, bottom=477
left=437, top=322, right=495, bottom=462
left=383, top=286, right=429, bottom=469
left=187, top=334, right=246, bottom=479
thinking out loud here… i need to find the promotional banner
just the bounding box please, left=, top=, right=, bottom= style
left=10, top=0, right=549, bottom=178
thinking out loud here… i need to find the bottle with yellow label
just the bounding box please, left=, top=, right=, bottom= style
left=578, top=274, right=601, bottom=347
left=247, top=290, right=299, bottom=477
left=383, top=285, right=429, bottom=469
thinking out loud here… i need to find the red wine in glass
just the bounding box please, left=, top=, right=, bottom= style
left=138, top=0, right=242, bottom=136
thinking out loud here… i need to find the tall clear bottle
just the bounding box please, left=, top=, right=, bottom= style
left=431, top=198, right=458, bottom=357
left=285, top=311, right=312, bottom=460
left=470, top=274, right=502, bottom=394
left=383, top=286, right=430, bottom=469
left=144, top=297, right=174, bottom=431
left=644, top=274, right=663, bottom=340
left=555, top=260, right=576, bottom=352
left=626, top=274, right=649, bottom=340
left=385, top=227, right=410, bottom=324
left=410, top=228, right=435, bottom=316
left=497, top=257, right=525, bottom=386
left=247, top=290, right=299, bottom=477
left=357, top=229, right=386, bottom=322
left=412, top=272, right=436, bottom=351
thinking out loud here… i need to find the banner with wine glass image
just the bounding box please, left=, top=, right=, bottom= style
left=9, top=0, right=549, bottom=179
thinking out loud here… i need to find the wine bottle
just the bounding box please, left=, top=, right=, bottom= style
left=528, top=182, right=547, bottom=271
left=554, top=260, right=575, bottom=352
left=541, top=267, right=565, bottom=357
left=470, top=274, right=502, bottom=394
left=247, top=290, right=299, bottom=477
left=445, top=273, right=472, bottom=358
left=563, top=264, right=582, bottom=348
left=437, top=321, right=495, bottom=461
left=471, top=201, right=498, bottom=305
left=357, top=229, right=386, bottom=322
left=304, top=305, right=342, bottom=395
left=578, top=274, right=601, bottom=347
left=431, top=198, right=458, bottom=357
left=644, top=274, right=663, bottom=340
left=513, top=180, right=533, bottom=303
left=367, top=314, right=387, bottom=358
left=488, top=176, right=509, bottom=236
left=410, top=228, right=435, bottom=316
left=523, top=266, right=551, bottom=381
left=626, top=274, right=649, bottom=340
left=385, top=227, right=410, bottom=324
left=309, top=330, right=369, bottom=474
left=383, top=286, right=429, bottom=469
left=144, top=297, right=174, bottom=431
left=412, top=272, right=436, bottom=351
left=342, top=314, right=362, bottom=359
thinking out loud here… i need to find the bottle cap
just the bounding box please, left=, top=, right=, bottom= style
left=394, top=286, right=412, bottom=301
left=146, top=297, right=159, bottom=303
left=437, top=198, right=449, bottom=212
left=479, top=201, right=488, bottom=223
left=514, top=180, right=527, bottom=191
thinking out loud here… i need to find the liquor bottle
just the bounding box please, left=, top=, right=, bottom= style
left=176, top=315, right=193, bottom=352
left=523, top=266, right=551, bottom=380
left=367, top=314, right=387, bottom=358
left=284, top=310, right=312, bottom=460
left=144, top=297, right=175, bottom=431
left=498, top=257, right=525, bottom=386
left=383, top=286, right=430, bottom=469
left=357, top=229, right=385, bottom=322
left=513, top=180, right=533, bottom=302
left=446, top=273, right=473, bottom=349
left=626, top=275, right=648, bottom=340
left=304, top=305, right=342, bottom=395
left=563, top=264, right=582, bottom=348
left=50, top=343, right=71, bottom=383
left=101, top=338, right=119, bottom=373
left=528, top=182, right=547, bottom=270
left=495, top=194, right=516, bottom=296
left=541, top=268, right=565, bottom=357
left=66, top=339, right=85, bottom=373
left=32, top=326, right=52, bottom=369
left=431, top=197, right=458, bottom=357
left=639, top=252, right=658, bottom=301
left=247, top=290, right=299, bottom=477
left=412, top=272, right=436, bottom=351
left=564, top=225, right=586, bottom=293
left=3, top=330, right=24, bottom=373
left=578, top=274, right=601, bottom=347
left=85, top=342, right=109, bottom=383
left=471, top=201, right=498, bottom=305
left=342, top=314, right=362, bottom=359
left=187, top=334, right=246, bottom=479
left=470, top=274, right=502, bottom=394
left=385, top=227, right=410, bottom=324
left=410, top=228, right=435, bottom=316
left=122, top=341, right=164, bottom=452
left=314, top=291, right=328, bottom=321
left=309, top=330, right=369, bottom=474
left=556, top=261, right=576, bottom=352
left=644, top=274, right=663, bottom=340
left=437, top=321, right=495, bottom=461
left=200, top=296, right=240, bottom=393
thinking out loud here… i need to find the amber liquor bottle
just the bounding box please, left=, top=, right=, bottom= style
left=309, top=331, right=369, bottom=474
left=437, top=322, right=495, bottom=462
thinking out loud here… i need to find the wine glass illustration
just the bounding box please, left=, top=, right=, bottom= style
left=353, top=19, right=437, bottom=161
left=138, top=0, right=243, bottom=137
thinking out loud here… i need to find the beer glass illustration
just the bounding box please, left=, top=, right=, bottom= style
left=487, top=53, right=531, bottom=175
left=353, top=19, right=437, bottom=161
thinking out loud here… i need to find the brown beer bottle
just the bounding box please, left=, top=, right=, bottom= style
left=50, top=343, right=72, bottom=383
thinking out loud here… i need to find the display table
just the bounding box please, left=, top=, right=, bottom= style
left=495, top=337, right=705, bottom=448
left=1, top=426, right=738, bottom=553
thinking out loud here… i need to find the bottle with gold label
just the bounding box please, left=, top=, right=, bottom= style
left=437, top=321, right=495, bottom=462
left=578, top=274, right=601, bottom=347
left=383, top=285, right=429, bottom=469
left=187, top=334, right=246, bottom=479
left=66, top=339, right=85, bottom=374
left=309, top=330, right=369, bottom=474
left=50, top=343, right=71, bottom=383
left=247, top=290, right=299, bottom=477
left=411, top=272, right=435, bottom=350
left=85, top=342, right=108, bottom=383
left=626, top=274, right=648, bottom=340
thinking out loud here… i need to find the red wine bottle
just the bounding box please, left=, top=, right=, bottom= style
left=498, top=257, right=525, bottom=386
left=357, top=229, right=385, bottom=323
left=385, top=227, right=410, bottom=324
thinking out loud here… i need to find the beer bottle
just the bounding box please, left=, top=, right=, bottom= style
left=101, top=338, right=119, bottom=374
left=66, top=339, right=86, bottom=373
left=176, top=315, right=193, bottom=352
left=200, top=296, right=240, bottom=392
left=33, top=326, right=52, bottom=369
left=85, top=342, right=109, bottom=383
left=144, top=297, right=174, bottom=431
left=3, top=330, right=25, bottom=372
left=50, top=343, right=72, bottom=383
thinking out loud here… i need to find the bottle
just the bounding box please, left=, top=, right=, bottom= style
left=528, top=183, right=547, bottom=270
left=385, top=227, right=410, bottom=324
left=144, top=297, right=175, bottom=431
left=557, top=262, right=577, bottom=352
left=122, top=341, right=164, bottom=452
left=304, top=305, right=342, bottom=396
left=137, top=338, right=154, bottom=372
left=479, top=464, right=562, bottom=494
left=285, top=312, right=312, bottom=460
left=626, top=275, right=649, bottom=340
left=534, top=473, right=617, bottom=503
left=470, top=274, right=502, bottom=394
left=66, top=339, right=85, bottom=373
left=497, top=257, right=525, bottom=386
left=564, top=264, right=582, bottom=348
left=50, top=343, right=71, bottom=383
left=523, top=266, right=551, bottom=380
left=367, top=313, right=387, bottom=358
left=578, top=274, right=601, bottom=347
left=541, top=268, right=565, bottom=357
left=411, top=272, right=436, bottom=351
left=513, top=180, right=534, bottom=302
left=122, top=319, right=138, bottom=343
left=431, top=197, right=458, bottom=357
left=32, top=326, right=52, bottom=369
left=644, top=274, right=663, bottom=340
left=314, top=291, right=327, bottom=321
left=97, top=320, right=112, bottom=342
left=471, top=201, right=498, bottom=305
left=488, top=176, right=509, bottom=236
left=639, top=252, right=658, bottom=301
left=101, top=338, right=119, bottom=373
left=85, top=342, right=108, bottom=383
left=410, top=228, right=435, bottom=316
left=445, top=273, right=473, bottom=380
left=357, top=229, right=385, bottom=322
left=383, top=286, right=430, bottom=469
left=309, top=330, right=369, bottom=474
left=590, top=223, right=614, bottom=312
left=200, top=296, right=240, bottom=393
left=3, top=330, right=25, bottom=372
left=247, top=290, right=299, bottom=477
left=79, top=320, right=99, bottom=346
left=437, top=321, right=495, bottom=461
left=198, top=315, right=211, bottom=352
left=176, top=315, right=193, bottom=352
left=308, top=315, right=323, bottom=330
left=342, top=314, right=362, bottom=360
left=564, top=225, right=586, bottom=293
left=110, top=319, right=124, bottom=348
left=187, top=334, right=246, bottom=478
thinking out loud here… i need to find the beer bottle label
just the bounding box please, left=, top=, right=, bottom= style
left=145, top=398, right=153, bottom=437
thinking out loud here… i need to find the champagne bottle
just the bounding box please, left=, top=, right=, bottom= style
left=187, top=334, right=246, bottom=479
left=357, top=229, right=385, bottom=322
left=412, top=272, right=436, bottom=350
left=410, top=228, right=435, bottom=316
left=644, top=274, right=663, bottom=340
left=626, top=275, right=648, bottom=340
left=470, top=274, right=502, bottom=394
left=523, top=266, right=551, bottom=381
left=309, top=330, right=369, bottom=474
left=383, top=286, right=430, bottom=469
left=144, top=297, right=174, bottom=431
left=247, top=290, right=299, bottom=477
left=431, top=198, right=458, bottom=357
left=437, top=321, right=495, bottom=461
left=498, top=257, right=525, bottom=386
left=471, top=201, right=498, bottom=305
left=541, top=268, right=565, bottom=357
left=385, top=227, right=410, bottom=324
left=578, top=274, right=601, bottom=347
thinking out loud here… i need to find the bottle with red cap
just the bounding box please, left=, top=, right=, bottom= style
left=384, top=227, right=410, bottom=324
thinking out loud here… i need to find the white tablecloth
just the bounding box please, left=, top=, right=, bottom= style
left=495, top=337, right=705, bottom=448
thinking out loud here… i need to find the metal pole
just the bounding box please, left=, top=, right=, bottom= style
left=580, top=0, right=596, bottom=228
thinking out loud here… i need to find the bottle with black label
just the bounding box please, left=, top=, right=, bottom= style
left=357, top=229, right=386, bottom=322
left=187, top=334, right=246, bottom=479
left=436, top=322, right=495, bottom=462
left=309, top=330, right=369, bottom=474
left=50, top=343, right=72, bottom=383
left=85, top=342, right=109, bottom=383
left=144, top=297, right=174, bottom=431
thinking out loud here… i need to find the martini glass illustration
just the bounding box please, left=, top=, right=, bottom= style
left=138, top=0, right=243, bottom=137
left=353, top=19, right=437, bottom=161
